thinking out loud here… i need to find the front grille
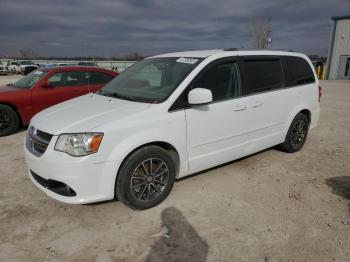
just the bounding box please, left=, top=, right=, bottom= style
left=26, top=126, right=53, bottom=157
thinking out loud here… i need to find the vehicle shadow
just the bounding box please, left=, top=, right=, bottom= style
left=325, top=176, right=350, bottom=212
left=145, top=207, right=208, bottom=262
left=83, top=199, right=118, bottom=206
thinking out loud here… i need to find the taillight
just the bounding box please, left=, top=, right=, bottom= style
left=318, top=85, right=322, bottom=102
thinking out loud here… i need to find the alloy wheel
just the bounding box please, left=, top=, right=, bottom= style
left=0, top=111, right=12, bottom=131
left=130, top=158, right=169, bottom=201
left=291, top=119, right=307, bottom=147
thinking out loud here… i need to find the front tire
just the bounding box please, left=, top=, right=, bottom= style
left=116, top=145, right=176, bottom=210
left=0, top=104, right=19, bottom=137
left=278, top=113, right=309, bottom=153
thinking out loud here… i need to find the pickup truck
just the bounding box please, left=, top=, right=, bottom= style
left=15, top=60, right=38, bottom=75
left=7, top=61, right=19, bottom=73
left=0, top=63, right=7, bottom=75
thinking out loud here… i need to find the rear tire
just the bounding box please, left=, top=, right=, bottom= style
left=0, top=104, right=19, bottom=136
left=278, top=113, right=309, bottom=153
left=116, top=145, right=176, bottom=210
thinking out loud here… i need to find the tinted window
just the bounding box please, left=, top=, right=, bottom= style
left=48, top=72, right=64, bottom=87
left=242, top=58, right=284, bottom=95
left=48, top=71, right=87, bottom=87
left=65, top=71, right=87, bottom=86
left=194, top=62, right=240, bottom=101
left=87, top=72, right=114, bottom=85
left=283, top=56, right=315, bottom=86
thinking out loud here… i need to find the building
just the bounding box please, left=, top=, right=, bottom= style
left=327, top=15, right=350, bottom=80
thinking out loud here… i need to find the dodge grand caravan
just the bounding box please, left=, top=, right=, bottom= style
left=24, top=50, right=321, bottom=209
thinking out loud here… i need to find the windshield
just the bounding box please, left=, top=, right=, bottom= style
left=14, top=70, right=48, bottom=88
left=100, top=57, right=203, bottom=103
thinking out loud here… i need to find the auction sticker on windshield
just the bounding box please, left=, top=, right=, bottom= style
left=176, top=57, right=199, bottom=64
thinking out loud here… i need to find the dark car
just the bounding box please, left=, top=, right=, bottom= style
left=77, top=61, right=98, bottom=66
left=0, top=66, right=118, bottom=136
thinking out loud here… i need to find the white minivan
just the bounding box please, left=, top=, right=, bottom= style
left=24, top=50, right=321, bottom=209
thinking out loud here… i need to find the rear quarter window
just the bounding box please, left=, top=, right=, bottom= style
left=282, top=56, right=315, bottom=87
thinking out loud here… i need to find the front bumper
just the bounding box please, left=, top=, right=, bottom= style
left=24, top=136, right=120, bottom=204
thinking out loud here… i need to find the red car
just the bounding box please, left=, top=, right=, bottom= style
left=0, top=66, right=118, bottom=136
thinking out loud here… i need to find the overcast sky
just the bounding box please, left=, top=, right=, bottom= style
left=0, top=0, right=349, bottom=57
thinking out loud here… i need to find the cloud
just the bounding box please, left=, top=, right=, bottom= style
left=0, top=0, right=349, bottom=57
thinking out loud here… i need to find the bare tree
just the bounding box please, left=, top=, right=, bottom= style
left=18, top=49, right=35, bottom=59
left=249, top=19, right=272, bottom=49
left=125, top=52, right=144, bottom=61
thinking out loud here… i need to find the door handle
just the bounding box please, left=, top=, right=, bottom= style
left=252, top=101, right=263, bottom=108
left=233, top=105, right=247, bottom=111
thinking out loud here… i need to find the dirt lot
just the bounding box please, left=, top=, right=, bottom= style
left=0, top=76, right=349, bottom=262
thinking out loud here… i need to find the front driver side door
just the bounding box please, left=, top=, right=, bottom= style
left=185, top=59, right=252, bottom=173
left=31, top=71, right=89, bottom=115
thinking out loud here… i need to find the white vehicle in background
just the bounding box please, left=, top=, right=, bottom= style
left=56, top=63, right=68, bottom=67
left=7, top=61, right=19, bottom=73
left=24, top=49, right=321, bottom=210
left=0, top=62, right=7, bottom=75
left=15, top=60, right=38, bottom=75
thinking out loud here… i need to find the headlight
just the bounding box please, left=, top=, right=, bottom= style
left=55, top=133, right=103, bottom=156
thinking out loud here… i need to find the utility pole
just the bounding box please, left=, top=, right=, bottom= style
left=265, top=30, right=272, bottom=49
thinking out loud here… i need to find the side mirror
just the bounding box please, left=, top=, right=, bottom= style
left=188, top=88, right=213, bottom=105
left=41, top=81, right=53, bottom=88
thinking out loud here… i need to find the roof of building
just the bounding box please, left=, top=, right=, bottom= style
left=331, top=15, right=350, bottom=21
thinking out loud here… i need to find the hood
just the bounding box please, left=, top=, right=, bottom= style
left=0, top=85, right=24, bottom=94
left=31, top=93, right=152, bottom=135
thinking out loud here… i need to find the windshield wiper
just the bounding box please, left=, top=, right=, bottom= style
left=99, top=91, right=154, bottom=103
left=99, top=91, right=130, bottom=100
left=110, top=92, right=142, bottom=102
left=6, top=83, right=14, bottom=87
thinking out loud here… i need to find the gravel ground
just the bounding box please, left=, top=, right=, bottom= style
left=0, top=75, right=349, bottom=262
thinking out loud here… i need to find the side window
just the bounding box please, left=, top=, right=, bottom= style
left=64, top=71, right=87, bottom=86
left=242, top=58, right=284, bottom=95
left=87, top=72, right=114, bottom=85
left=194, top=62, right=240, bottom=101
left=283, top=56, right=315, bottom=86
left=48, top=72, right=64, bottom=87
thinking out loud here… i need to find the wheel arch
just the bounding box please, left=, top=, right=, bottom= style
left=113, top=140, right=181, bottom=198
left=118, top=141, right=180, bottom=176
left=286, top=106, right=312, bottom=132
left=299, top=109, right=311, bottom=125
